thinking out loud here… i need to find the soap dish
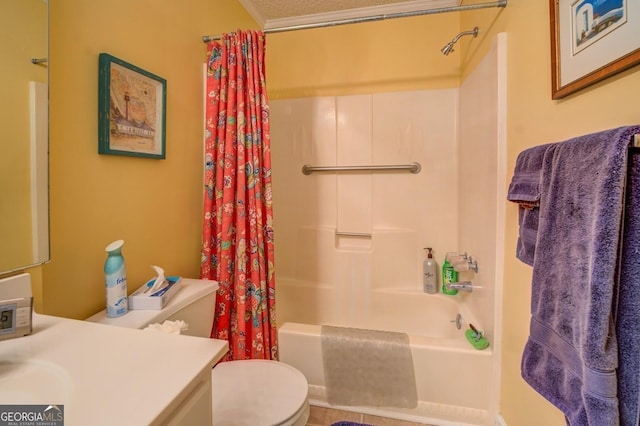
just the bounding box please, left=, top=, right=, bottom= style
left=465, top=324, right=489, bottom=350
left=129, top=276, right=182, bottom=310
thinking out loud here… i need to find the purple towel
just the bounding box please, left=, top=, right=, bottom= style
left=507, top=142, right=554, bottom=204
left=507, top=143, right=554, bottom=266
left=616, top=150, right=640, bottom=426
left=520, top=125, right=640, bottom=425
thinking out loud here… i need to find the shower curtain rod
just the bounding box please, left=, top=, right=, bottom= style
left=202, top=0, right=507, bottom=42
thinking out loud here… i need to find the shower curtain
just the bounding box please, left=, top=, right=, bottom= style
left=200, top=30, right=277, bottom=361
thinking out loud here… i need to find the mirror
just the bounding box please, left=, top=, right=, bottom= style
left=0, top=0, right=49, bottom=274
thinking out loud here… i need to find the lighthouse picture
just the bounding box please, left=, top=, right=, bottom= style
left=98, top=53, right=166, bottom=158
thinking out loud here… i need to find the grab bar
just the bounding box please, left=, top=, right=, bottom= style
left=302, top=162, right=421, bottom=175
left=335, top=232, right=371, bottom=238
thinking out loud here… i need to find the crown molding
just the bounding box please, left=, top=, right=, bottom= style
left=238, top=0, right=267, bottom=27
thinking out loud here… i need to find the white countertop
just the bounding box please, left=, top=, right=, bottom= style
left=0, top=313, right=228, bottom=425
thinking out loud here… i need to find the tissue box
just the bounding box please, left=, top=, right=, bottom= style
left=129, top=276, right=182, bottom=310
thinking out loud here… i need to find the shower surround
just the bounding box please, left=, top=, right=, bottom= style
left=271, top=34, right=506, bottom=425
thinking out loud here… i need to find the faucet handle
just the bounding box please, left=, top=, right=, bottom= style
left=453, top=257, right=479, bottom=273
left=448, top=252, right=468, bottom=263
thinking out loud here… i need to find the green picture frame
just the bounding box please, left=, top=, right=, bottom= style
left=98, top=53, right=167, bottom=159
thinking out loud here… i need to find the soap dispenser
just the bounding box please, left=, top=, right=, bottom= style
left=423, top=247, right=438, bottom=294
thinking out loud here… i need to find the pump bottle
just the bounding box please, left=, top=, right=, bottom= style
left=423, top=247, right=438, bottom=294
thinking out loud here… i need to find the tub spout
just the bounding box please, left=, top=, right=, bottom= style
left=444, top=281, right=474, bottom=293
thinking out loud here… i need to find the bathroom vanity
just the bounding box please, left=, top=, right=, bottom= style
left=0, top=313, right=228, bottom=425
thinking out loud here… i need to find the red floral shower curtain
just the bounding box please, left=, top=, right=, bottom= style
left=200, top=30, right=277, bottom=361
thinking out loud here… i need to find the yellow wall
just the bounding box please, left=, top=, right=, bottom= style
left=266, top=13, right=461, bottom=98
left=43, top=0, right=257, bottom=319
left=40, top=1, right=640, bottom=425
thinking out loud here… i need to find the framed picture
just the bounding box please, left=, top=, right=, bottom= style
left=550, top=0, right=640, bottom=99
left=98, top=53, right=167, bottom=158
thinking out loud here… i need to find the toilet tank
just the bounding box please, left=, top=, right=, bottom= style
left=86, top=278, right=218, bottom=338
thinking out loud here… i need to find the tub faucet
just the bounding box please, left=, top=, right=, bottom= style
left=444, top=281, right=474, bottom=293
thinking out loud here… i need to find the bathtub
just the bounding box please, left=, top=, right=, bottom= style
left=277, top=288, right=494, bottom=426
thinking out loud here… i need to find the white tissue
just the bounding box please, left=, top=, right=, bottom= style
left=143, top=320, right=188, bottom=335
left=147, top=265, right=166, bottom=293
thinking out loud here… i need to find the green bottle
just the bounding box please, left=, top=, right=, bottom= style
left=442, top=253, right=458, bottom=295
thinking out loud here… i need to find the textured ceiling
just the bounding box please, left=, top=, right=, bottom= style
left=238, top=0, right=462, bottom=27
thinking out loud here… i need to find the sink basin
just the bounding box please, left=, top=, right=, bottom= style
left=0, top=359, right=73, bottom=404
left=0, top=310, right=227, bottom=425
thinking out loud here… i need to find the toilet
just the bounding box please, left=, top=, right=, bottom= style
left=86, top=278, right=310, bottom=426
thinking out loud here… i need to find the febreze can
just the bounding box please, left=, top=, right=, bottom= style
left=104, top=239, right=128, bottom=317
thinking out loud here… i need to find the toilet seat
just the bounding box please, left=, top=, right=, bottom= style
left=211, top=359, right=309, bottom=426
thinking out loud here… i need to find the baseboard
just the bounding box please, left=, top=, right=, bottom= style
left=495, top=414, right=507, bottom=426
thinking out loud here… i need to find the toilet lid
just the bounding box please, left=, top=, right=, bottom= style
left=211, top=359, right=309, bottom=426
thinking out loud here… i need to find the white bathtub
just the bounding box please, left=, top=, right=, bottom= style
left=277, top=288, right=494, bottom=426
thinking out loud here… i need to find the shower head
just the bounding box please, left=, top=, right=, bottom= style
left=441, top=42, right=456, bottom=56
left=441, top=26, right=479, bottom=56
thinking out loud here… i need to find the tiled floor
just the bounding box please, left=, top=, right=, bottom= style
left=306, top=405, right=432, bottom=426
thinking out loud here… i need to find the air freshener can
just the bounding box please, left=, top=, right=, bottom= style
left=104, top=239, right=128, bottom=317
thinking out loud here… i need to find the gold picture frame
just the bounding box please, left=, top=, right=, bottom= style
left=550, top=0, right=640, bottom=99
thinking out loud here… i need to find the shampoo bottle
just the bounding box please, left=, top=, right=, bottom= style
left=423, top=247, right=438, bottom=294
left=104, top=239, right=128, bottom=318
left=442, top=252, right=459, bottom=295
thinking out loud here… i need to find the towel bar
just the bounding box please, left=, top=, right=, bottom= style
left=302, top=162, right=421, bottom=175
